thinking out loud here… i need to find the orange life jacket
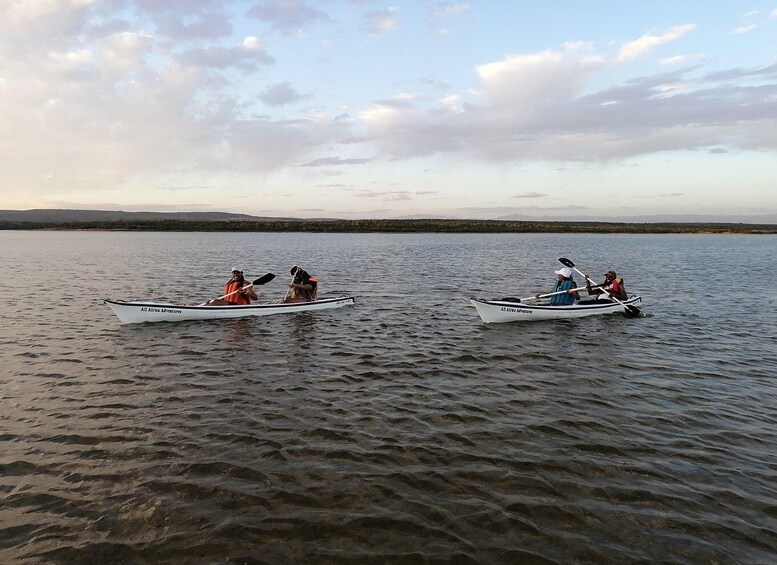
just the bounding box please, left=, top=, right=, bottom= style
left=224, top=280, right=251, bottom=305
left=610, top=277, right=625, bottom=299
left=599, top=277, right=625, bottom=300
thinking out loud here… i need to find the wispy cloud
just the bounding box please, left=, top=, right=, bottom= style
left=299, top=157, right=372, bottom=167
left=512, top=192, right=547, bottom=199
left=658, top=55, right=688, bottom=66
left=430, top=2, right=471, bottom=17
left=356, top=190, right=412, bottom=201
left=365, top=7, right=399, bottom=36
left=179, top=37, right=275, bottom=69
left=617, top=24, right=696, bottom=61
left=246, top=0, right=330, bottom=34
left=730, top=23, right=756, bottom=35
left=258, top=82, right=311, bottom=106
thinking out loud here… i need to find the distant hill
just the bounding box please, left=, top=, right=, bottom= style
left=1, top=209, right=775, bottom=233
left=0, top=209, right=276, bottom=223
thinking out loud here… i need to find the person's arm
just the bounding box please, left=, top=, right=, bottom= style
left=587, top=280, right=602, bottom=295
left=570, top=281, right=579, bottom=300
left=242, top=283, right=258, bottom=301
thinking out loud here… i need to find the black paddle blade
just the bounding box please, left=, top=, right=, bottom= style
left=252, top=273, right=276, bottom=286
left=558, top=257, right=575, bottom=268
left=624, top=305, right=644, bottom=318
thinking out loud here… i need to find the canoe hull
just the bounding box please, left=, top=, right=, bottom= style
left=105, top=296, right=355, bottom=324
left=470, top=296, right=642, bottom=323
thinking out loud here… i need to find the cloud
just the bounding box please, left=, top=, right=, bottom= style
left=246, top=0, right=330, bottom=34
left=356, top=190, right=412, bottom=201
left=475, top=49, right=605, bottom=113
left=772, top=9, right=777, bottom=18
left=299, top=157, right=372, bottom=167
left=122, top=1, right=237, bottom=41
left=730, top=24, right=757, bottom=35
left=617, top=24, right=697, bottom=61
left=365, top=7, right=399, bottom=36
left=179, top=37, right=275, bottom=69
left=2, top=3, right=776, bottom=209
left=658, top=55, right=687, bottom=66
left=512, top=192, right=548, bottom=199
left=430, top=3, right=471, bottom=17
left=357, top=47, right=777, bottom=165
left=258, top=82, right=312, bottom=106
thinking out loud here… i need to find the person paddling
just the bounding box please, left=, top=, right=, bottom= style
left=206, top=266, right=258, bottom=306
left=283, top=265, right=318, bottom=303
left=537, top=267, right=579, bottom=305
left=586, top=270, right=627, bottom=302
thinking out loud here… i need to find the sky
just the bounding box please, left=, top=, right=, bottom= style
left=1, top=0, right=776, bottom=220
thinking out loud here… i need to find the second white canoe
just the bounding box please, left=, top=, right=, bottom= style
left=470, top=295, right=643, bottom=323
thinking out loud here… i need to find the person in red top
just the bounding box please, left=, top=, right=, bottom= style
left=586, top=270, right=627, bottom=302
left=206, top=266, right=258, bottom=306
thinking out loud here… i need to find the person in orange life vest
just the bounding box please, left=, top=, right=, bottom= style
left=283, top=265, right=318, bottom=303
left=206, top=267, right=257, bottom=306
left=586, top=270, right=627, bottom=302
left=536, top=267, right=579, bottom=305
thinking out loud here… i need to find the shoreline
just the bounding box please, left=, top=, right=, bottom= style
left=1, top=219, right=776, bottom=234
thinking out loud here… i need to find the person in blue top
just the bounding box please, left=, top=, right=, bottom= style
left=537, top=267, right=579, bottom=305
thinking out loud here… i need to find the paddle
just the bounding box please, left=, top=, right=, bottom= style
left=198, top=272, right=276, bottom=306
left=558, top=258, right=644, bottom=318
left=281, top=266, right=297, bottom=302
left=501, top=284, right=606, bottom=303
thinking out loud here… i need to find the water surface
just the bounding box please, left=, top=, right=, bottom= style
left=1, top=231, right=776, bottom=563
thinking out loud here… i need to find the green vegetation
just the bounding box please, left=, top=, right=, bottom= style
left=1, top=218, right=775, bottom=234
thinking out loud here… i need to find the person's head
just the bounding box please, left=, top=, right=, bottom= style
left=291, top=265, right=310, bottom=283
left=231, top=266, right=243, bottom=280
left=555, top=267, right=572, bottom=279
left=604, top=270, right=617, bottom=282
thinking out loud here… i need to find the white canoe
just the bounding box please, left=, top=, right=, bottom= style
left=105, top=296, right=355, bottom=324
left=470, top=295, right=642, bottom=323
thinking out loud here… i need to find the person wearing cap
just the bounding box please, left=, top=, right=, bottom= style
left=206, top=266, right=258, bottom=306
left=283, top=265, right=318, bottom=303
left=586, top=270, right=627, bottom=302
left=537, top=267, right=579, bottom=305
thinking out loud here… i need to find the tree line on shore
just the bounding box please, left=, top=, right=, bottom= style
left=1, top=218, right=775, bottom=234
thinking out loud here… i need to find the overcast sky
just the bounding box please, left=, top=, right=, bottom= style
left=1, top=1, right=776, bottom=219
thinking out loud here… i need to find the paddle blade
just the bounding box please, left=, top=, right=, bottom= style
left=252, top=273, right=276, bottom=286
left=624, top=305, right=644, bottom=318
left=558, top=257, right=575, bottom=268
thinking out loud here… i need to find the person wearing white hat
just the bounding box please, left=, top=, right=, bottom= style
left=206, top=266, right=258, bottom=305
left=536, top=266, right=579, bottom=305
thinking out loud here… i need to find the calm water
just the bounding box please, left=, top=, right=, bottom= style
left=1, top=231, right=776, bottom=564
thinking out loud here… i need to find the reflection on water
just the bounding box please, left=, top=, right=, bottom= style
left=1, top=231, right=776, bottom=563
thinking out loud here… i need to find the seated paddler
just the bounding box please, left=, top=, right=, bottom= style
left=585, top=270, right=627, bottom=302
left=537, top=267, right=579, bottom=305
left=283, top=265, right=318, bottom=303
left=206, top=266, right=258, bottom=306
